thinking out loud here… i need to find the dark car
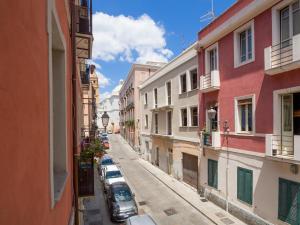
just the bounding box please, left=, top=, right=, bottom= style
left=106, top=182, right=138, bottom=222
left=98, top=155, right=114, bottom=175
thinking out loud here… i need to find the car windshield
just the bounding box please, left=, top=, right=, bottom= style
left=106, top=170, right=122, bottom=179
left=101, top=159, right=113, bottom=165
left=113, top=188, right=132, bottom=202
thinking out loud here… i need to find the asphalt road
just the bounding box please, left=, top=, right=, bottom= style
left=106, top=134, right=214, bottom=225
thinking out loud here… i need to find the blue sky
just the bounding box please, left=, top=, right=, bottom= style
left=92, top=0, right=236, bottom=100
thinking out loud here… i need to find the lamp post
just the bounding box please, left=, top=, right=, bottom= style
left=223, top=120, right=230, bottom=212
left=207, top=107, right=217, bottom=132
left=101, top=111, right=110, bottom=133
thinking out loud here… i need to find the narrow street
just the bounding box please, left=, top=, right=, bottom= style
left=105, top=134, right=214, bottom=225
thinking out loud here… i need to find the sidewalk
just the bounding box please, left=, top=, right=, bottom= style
left=137, top=158, right=246, bottom=225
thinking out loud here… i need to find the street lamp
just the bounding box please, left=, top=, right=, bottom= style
left=207, top=107, right=217, bottom=131
left=101, top=111, right=110, bottom=133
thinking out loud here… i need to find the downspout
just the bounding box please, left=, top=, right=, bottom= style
left=71, top=1, right=79, bottom=225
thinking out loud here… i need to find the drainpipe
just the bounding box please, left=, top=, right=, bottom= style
left=71, top=1, right=79, bottom=225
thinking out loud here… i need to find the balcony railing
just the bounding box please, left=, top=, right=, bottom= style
left=75, top=0, right=93, bottom=59
left=202, top=131, right=221, bottom=149
left=200, top=70, right=220, bottom=93
left=264, top=34, right=300, bottom=75
left=80, top=64, right=90, bottom=85
left=266, top=134, right=300, bottom=161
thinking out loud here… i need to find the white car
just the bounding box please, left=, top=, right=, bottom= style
left=103, top=165, right=125, bottom=191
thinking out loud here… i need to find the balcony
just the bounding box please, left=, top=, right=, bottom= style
left=80, top=64, right=90, bottom=86
left=76, top=0, right=93, bottom=59
left=264, top=34, right=300, bottom=75
left=266, top=134, right=300, bottom=162
left=126, top=102, right=134, bottom=110
left=199, top=70, right=220, bottom=93
left=203, top=132, right=221, bottom=149
left=150, top=105, right=173, bottom=112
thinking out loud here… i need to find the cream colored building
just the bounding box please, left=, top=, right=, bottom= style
left=139, top=43, right=201, bottom=189
left=119, top=62, right=165, bottom=149
left=82, top=64, right=99, bottom=138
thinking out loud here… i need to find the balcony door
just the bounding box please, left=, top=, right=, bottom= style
left=281, top=94, right=293, bottom=155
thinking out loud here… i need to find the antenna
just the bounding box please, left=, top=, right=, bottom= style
left=200, top=0, right=216, bottom=23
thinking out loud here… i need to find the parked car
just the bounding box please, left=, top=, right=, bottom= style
left=103, top=165, right=125, bottom=191
left=98, top=155, right=114, bottom=176
left=125, top=214, right=157, bottom=225
left=107, top=182, right=138, bottom=222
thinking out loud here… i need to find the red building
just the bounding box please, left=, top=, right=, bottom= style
left=0, top=0, right=93, bottom=224
left=197, top=0, right=300, bottom=224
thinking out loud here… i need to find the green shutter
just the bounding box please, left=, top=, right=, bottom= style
left=237, top=167, right=252, bottom=205
left=208, top=159, right=218, bottom=189
left=279, top=178, right=300, bottom=225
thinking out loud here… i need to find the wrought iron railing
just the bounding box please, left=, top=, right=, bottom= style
left=270, top=135, right=294, bottom=156
left=271, top=39, right=293, bottom=69
left=76, top=0, right=92, bottom=35
left=203, top=132, right=212, bottom=146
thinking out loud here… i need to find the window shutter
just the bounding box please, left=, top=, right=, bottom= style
left=213, top=161, right=218, bottom=188
left=237, top=168, right=244, bottom=201
left=208, top=160, right=212, bottom=187
left=245, top=170, right=253, bottom=205
left=278, top=179, right=288, bottom=221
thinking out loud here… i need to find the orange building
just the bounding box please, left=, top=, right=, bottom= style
left=0, top=0, right=93, bottom=224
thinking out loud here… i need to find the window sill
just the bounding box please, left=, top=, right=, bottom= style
left=235, top=58, right=255, bottom=68
left=179, top=89, right=198, bottom=97
left=53, top=171, right=68, bottom=205
left=230, top=132, right=255, bottom=137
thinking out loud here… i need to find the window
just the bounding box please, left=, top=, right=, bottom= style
left=190, top=68, right=198, bottom=90
left=154, top=88, right=158, bottom=108
left=190, top=107, right=198, bottom=127
left=208, top=159, right=218, bottom=189
left=154, top=113, right=158, bottom=134
left=209, top=48, right=218, bottom=71
left=180, top=73, right=187, bottom=93
left=50, top=11, right=67, bottom=206
left=239, top=27, right=253, bottom=63
left=181, top=108, right=188, bottom=127
left=278, top=178, right=300, bottom=225
left=167, top=111, right=172, bottom=135
left=234, top=20, right=254, bottom=67
left=144, top=93, right=148, bottom=105
left=145, top=115, right=148, bottom=128
left=166, top=81, right=171, bottom=105
left=280, top=1, right=300, bottom=47
left=237, top=98, right=253, bottom=133
left=237, top=167, right=253, bottom=205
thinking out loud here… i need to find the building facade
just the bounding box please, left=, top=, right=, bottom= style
left=196, top=0, right=300, bottom=224
left=119, top=63, right=164, bottom=149
left=139, top=44, right=200, bottom=188
left=98, top=80, right=124, bottom=133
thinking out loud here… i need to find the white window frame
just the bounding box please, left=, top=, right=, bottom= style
left=144, top=92, right=148, bottom=106
left=234, top=94, right=256, bottom=134
left=179, top=73, right=187, bottom=94
left=188, top=66, right=199, bottom=91
left=234, top=20, right=255, bottom=68
left=205, top=42, right=219, bottom=74
left=165, top=80, right=172, bottom=105
left=179, top=107, right=188, bottom=127
left=272, top=0, right=300, bottom=45
left=153, top=88, right=158, bottom=108
left=189, top=106, right=199, bottom=127
left=166, top=110, right=172, bottom=135
left=48, top=0, right=68, bottom=208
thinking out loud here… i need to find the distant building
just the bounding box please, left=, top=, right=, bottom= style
left=119, top=62, right=165, bottom=149
left=98, top=80, right=124, bottom=133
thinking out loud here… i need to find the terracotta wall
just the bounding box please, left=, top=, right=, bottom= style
left=0, top=0, right=73, bottom=224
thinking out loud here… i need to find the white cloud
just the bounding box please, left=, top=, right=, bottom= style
left=96, top=70, right=110, bottom=88
left=92, top=12, right=173, bottom=63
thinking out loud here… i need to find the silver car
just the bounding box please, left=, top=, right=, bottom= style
left=125, top=214, right=157, bottom=225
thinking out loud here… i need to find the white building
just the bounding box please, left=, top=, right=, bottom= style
left=98, top=80, right=124, bottom=133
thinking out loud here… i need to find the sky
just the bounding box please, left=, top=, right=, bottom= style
left=91, top=0, right=236, bottom=101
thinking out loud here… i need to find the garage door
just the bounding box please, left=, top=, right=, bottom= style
left=182, top=153, right=198, bottom=189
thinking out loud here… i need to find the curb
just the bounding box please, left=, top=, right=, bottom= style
left=138, top=159, right=219, bottom=225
